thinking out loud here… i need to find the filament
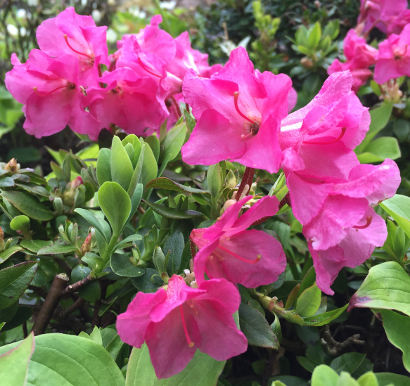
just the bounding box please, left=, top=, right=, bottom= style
left=64, top=35, right=93, bottom=59
left=233, top=92, right=255, bottom=124
left=179, top=306, right=194, bottom=348
left=217, top=244, right=262, bottom=264
left=304, top=127, right=346, bottom=145
left=138, top=56, right=162, bottom=78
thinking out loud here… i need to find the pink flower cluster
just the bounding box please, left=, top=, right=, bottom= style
left=181, top=49, right=400, bottom=295
left=329, top=0, right=410, bottom=90
left=5, top=8, right=219, bottom=140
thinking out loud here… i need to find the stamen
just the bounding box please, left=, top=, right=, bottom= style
left=234, top=92, right=255, bottom=124
left=353, top=216, right=372, bottom=229
left=138, top=56, right=162, bottom=79
left=33, top=85, right=70, bottom=96
left=217, top=244, right=262, bottom=264
left=179, top=306, right=194, bottom=348
left=64, top=35, right=93, bottom=59
left=304, top=127, right=346, bottom=145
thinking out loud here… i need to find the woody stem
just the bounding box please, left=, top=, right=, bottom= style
left=236, top=167, right=255, bottom=201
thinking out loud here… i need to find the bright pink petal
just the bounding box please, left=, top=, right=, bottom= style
left=116, top=289, right=167, bottom=348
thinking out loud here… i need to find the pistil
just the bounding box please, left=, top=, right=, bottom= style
left=138, top=56, right=162, bottom=79
left=179, top=306, right=194, bottom=348
left=233, top=92, right=256, bottom=124
left=353, top=216, right=372, bottom=229
left=217, top=244, right=262, bottom=264
left=304, top=127, right=346, bottom=145
left=64, top=35, right=93, bottom=59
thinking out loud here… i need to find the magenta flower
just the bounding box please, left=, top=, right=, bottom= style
left=85, top=68, right=169, bottom=136
left=36, top=7, right=108, bottom=85
left=5, top=50, right=100, bottom=139
left=182, top=47, right=292, bottom=173
left=374, top=24, right=410, bottom=84
left=303, top=159, right=400, bottom=294
left=116, top=275, right=247, bottom=379
left=166, top=32, right=222, bottom=80
left=328, top=29, right=377, bottom=92
left=191, top=195, right=286, bottom=288
left=278, top=71, right=369, bottom=224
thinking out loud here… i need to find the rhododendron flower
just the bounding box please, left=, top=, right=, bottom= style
left=36, top=7, right=108, bottom=85
left=303, top=159, right=400, bottom=294
left=5, top=50, right=100, bottom=139
left=279, top=71, right=369, bottom=224
left=182, top=47, right=292, bottom=173
left=328, top=29, right=377, bottom=92
left=166, top=32, right=222, bottom=80
left=358, top=0, right=410, bottom=35
left=191, top=195, right=286, bottom=288
left=287, top=87, right=297, bottom=112
left=85, top=68, right=168, bottom=136
left=374, top=24, right=410, bottom=84
left=117, top=275, right=247, bottom=379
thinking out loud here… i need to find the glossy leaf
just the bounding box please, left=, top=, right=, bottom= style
left=330, top=352, right=365, bottom=374
left=125, top=343, right=225, bottom=386
left=146, top=177, right=209, bottom=195
left=96, top=148, right=112, bottom=186
left=163, top=231, right=184, bottom=275
left=0, top=333, right=34, bottom=386
left=358, top=137, right=401, bottom=164
left=295, top=282, right=321, bottom=317
left=376, top=372, right=410, bottom=386
left=0, top=262, right=37, bottom=310
left=311, top=365, right=339, bottom=386
left=141, top=144, right=158, bottom=187
left=99, top=182, right=131, bottom=236
left=142, top=200, right=204, bottom=220
left=0, top=246, right=23, bottom=264
left=0, top=334, right=125, bottom=386
left=381, top=195, right=410, bottom=239
left=37, top=240, right=78, bottom=255
left=20, top=240, right=52, bottom=253
left=111, top=136, right=134, bottom=191
left=302, top=305, right=348, bottom=326
left=348, top=262, right=410, bottom=315
left=1, top=191, right=54, bottom=221
left=10, top=215, right=30, bottom=232
left=75, top=208, right=109, bottom=241
left=161, top=122, right=187, bottom=163
left=110, top=253, right=145, bottom=277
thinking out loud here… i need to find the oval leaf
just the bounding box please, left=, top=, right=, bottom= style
left=142, top=200, right=204, bottom=220
left=146, top=177, right=209, bottom=195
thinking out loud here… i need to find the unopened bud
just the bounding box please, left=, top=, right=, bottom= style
left=63, top=176, right=84, bottom=206
left=301, top=57, right=313, bottom=68
left=80, top=233, right=92, bottom=255
left=5, top=158, right=19, bottom=172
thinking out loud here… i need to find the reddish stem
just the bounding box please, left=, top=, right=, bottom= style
left=236, top=167, right=255, bottom=202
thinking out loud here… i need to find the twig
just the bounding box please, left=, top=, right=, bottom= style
left=261, top=349, right=278, bottom=386
left=92, top=280, right=107, bottom=328
left=59, top=298, right=86, bottom=318
left=321, top=325, right=365, bottom=357
left=32, top=274, right=69, bottom=335
left=63, top=274, right=93, bottom=295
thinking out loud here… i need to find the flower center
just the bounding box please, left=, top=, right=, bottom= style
left=179, top=305, right=194, bottom=348
left=63, top=35, right=93, bottom=60
left=217, top=244, right=262, bottom=264
left=353, top=216, right=372, bottom=229
left=233, top=92, right=260, bottom=139
left=33, top=82, right=75, bottom=96
left=304, top=127, right=346, bottom=145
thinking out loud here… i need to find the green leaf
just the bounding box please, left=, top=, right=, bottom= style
left=0, top=262, right=37, bottom=310
left=295, top=282, right=321, bottom=317
left=381, top=195, right=410, bottom=239
left=122, top=134, right=142, bottom=167
left=378, top=309, right=410, bottom=372
left=311, top=365, right=339, bottom=386
left=1, top=305, right=33, bottom=332
left=142, top=144, right=158, bottom=187
left=75, top=208, right=109, bottom=241
left=183, top=109, right=196, bottom=131
left=146, top=177, right=209, bottom=195
left=163, top=231, right=184, bottom=275
left=330, top=353, right=365, bottom=374
left=142, top=200, right=204, bottom=220
left=357, top=137, right=401, bottom=163
left=308, top=22, right=321, bottom=49
left=110, top=253, right=145, bottom=277
left=20, top=240, right=52, bottom=253
left=125, top=343, right=225, bottom=386
left=0, top=333, right=34, bottom=386
left=145, top=135, right=160, bottom=162
left=111, top=136, right=134, bottom=191
left=10, top=215, right=30, bottom=232
left=37, top=240, right=78, bottom=255
left=357, top=372, right=379, bottom=386
left=0, top=334, right=125, bottom=386
left=161, top=122, right=187, bottom=163
left=96, top=148, right=112, bottom=186
left=99, top=182, right=132, bottom=236
left=0, top=246, right=23, bottom=264
left=131, top=268, right=164, bottom=293
left=302, top=305, right=348, bottom=326
left=114, top=234, right=143, bottom=251
left=393, top=120, right=410, bottom=142
left=376, top=372, right=410, bottom=386
left=355, top=103, right=393, bottom=153
left=348, top=262, right=410, bottom=315
left=1, top=191, right=54, bottom=221
left=239, top=303, right=279, bottom=349
left=0, top=176, right=14, bottom=187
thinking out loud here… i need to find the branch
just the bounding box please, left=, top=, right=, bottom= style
left=63, top=274, right=93, bottom=295
left=32, top=274, right=69, bottom=335
left=321, top=325, right=365, bottom=357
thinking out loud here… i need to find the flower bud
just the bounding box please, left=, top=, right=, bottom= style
left=5, top=158, right=19, bottom=173
left=62, top=176, right=84, bottom=207
left=80, top=233, right=92, bottom=255
left=301, top=57, right=314, bottom=68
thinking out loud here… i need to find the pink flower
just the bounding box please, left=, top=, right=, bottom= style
left=288, top=87, right=297, bottom=112
left=303, top=159, right=400, bottom=294
left=191, top=195, right=286, bottom=288
left=358, top=0, right=409, bottom=35
left=36, top=7, right=108, bottom=85
left=85, top=68, right=169, bottom=136
left=279, top=71, right=369, bottom=224
left=117, top=275, right=247, bottom=379
left=166, top=32, right=222, bottom=80
left=5, top=50, right=100, bottom=139
left=374, top=24, right=410, bottom=84
left=328, top=30, right=377, bottom=92
left=182, top=47, right=292, bottom=173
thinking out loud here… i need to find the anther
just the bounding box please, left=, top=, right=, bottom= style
left=234, top=92, right=256, bottom=124
left=179, top=306, right=194, bottom=348
left=217, top=244, right=262, bottom=264
left=353, top=216, right=372, bottom=229
left=304, top=127, right=347, bottom=145
left=64, top=35, right=93, bottom=59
